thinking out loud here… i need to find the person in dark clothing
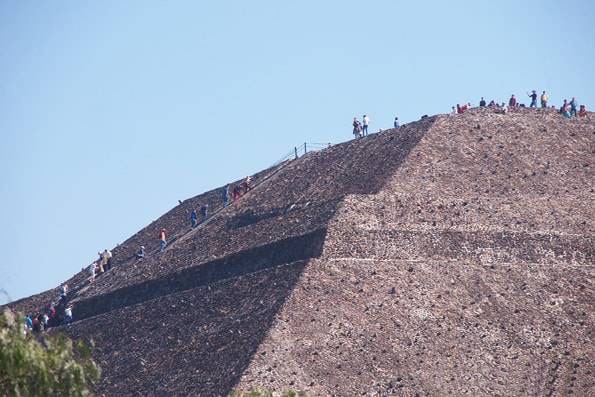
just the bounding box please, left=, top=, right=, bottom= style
left=190, top=209, right=198, bottom=228
left=393, top=117, right=400, bottom=128
left=37, top=314, right=45, bottom=331
left=479, top=97, right=486, bottom=107
left=560, top=99, right=568, bottom=113
left=509, top=95, right=517, bottom=108
left=135, top=246, right=145, bottom=259
left=32, top=316, right=41, bottom=333
left=200, top=204, right=209, bottom=222
left=528, top=90, right=537, bottom=107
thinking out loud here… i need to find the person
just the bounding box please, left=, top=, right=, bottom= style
left=37, top=314, right=45, bottom=331
left=497, top=103, right=509, bottom=114
left=190, top=209, right=198, bottom=228
left=578, top=104, right=587, bottom=117
left=245, top=176, right=253, bottom=191
left=60, top=284, right=68, bottom=297
left=540, top=91, right=549, bottom=108
left=88, top=262, right=96, bottom=283
left=479, top=97, right=486, bottom=107
left=451, top=106, right=457, bottom=115
left=560, top=99, right=568, bottom=113
left=352, top=117, right=362, bottom=138
left=488, top=100, right=496, bottom=107
left=42, top=313, right=49, bottom=328
left=96, top=252, right=104, bottom=274
left=103, top=249, right=112, bottom=271
left=32, top=316, right=41, bottom=332
left=528, top=90, right=537, bottom=107
left=456, top=104, right=462, bottom=114
left=200, top=204, right=209, bottom=222
left=362, top=115, right=370, bottom=136
left=222, top=184, right=230, bottom=207
left=59, top=286, right=68, bottom=304
left=569, top=97, right=577, bottom=117
left=25, top=315, right=33, bottom=330
left=135, top=245, right=145, bottom=259
left=64, top=306, right=73, bottom=325
left=560, top=100, right=571, bottom=118
left=509, top=95, right=517, bottom=108
left=393, top=117, right=400, bottom=128
left=232, top=185, right=241, bottom=201
left=159, top=228, right=167, bottom=252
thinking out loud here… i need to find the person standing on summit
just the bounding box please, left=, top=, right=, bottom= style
left=540, top=91, right=549, bottom=108
left=159, top=228, right=167, bottom=252
left=362, top=115, right=370, bottom=136
left=569, top=97, right=578, bottom=117
left=527, top=90, right=537, bottom=107
left=353, top=117, right=362, bottom=139
left=509, top=95, right=517, bottom=108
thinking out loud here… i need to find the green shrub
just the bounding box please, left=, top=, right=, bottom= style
left=0, top=309, right=100, bottom=396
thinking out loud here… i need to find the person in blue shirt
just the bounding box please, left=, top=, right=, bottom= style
left=190, top=209, right=198, bottom=228
left=25, top=315, right=33, bottom=330
left=393, top=117, right=400, bottom=128
left=569, top=97, right=578, bottom=117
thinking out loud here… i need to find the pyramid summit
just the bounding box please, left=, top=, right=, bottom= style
left=6, top=107, right=594, bottom=396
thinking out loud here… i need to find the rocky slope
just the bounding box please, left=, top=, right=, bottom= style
left=6, top=107, right=594, bottom=396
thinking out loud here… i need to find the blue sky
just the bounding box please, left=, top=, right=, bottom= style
left=1, top=0, right=594, bottom=302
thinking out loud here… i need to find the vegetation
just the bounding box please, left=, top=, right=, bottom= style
left=0, top=309, right=100, bottom=396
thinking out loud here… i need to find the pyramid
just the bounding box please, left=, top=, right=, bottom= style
left=7, top=108, right=594, bottom=396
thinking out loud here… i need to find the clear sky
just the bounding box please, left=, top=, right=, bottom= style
left=1, top=0, right=594, bottom=303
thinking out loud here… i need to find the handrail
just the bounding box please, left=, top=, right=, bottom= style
left=29, top=139, right=336, bottom=327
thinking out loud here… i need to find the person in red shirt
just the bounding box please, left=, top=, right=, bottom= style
left=159, top=228, right=167, bottom=252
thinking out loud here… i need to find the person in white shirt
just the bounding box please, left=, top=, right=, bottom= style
left=103, top=249, right=113, bottom=271
left=88, top=263, right=96, bottom=283
left=64, top=306, right=73, bottom=324
left=362, top=115, right=370, bottom=136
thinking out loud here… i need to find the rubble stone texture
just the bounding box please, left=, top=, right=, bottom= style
left=6, top=107, right=594, bottom=396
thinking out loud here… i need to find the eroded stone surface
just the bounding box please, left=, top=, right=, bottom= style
left=6, top=108, right=594, bottom=396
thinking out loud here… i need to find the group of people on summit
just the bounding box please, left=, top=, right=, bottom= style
left=352, top=115, right=371, bottom=138
left=455, top=91, right=587, bottom=117
left=352, top=91, right=587, bottom=140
